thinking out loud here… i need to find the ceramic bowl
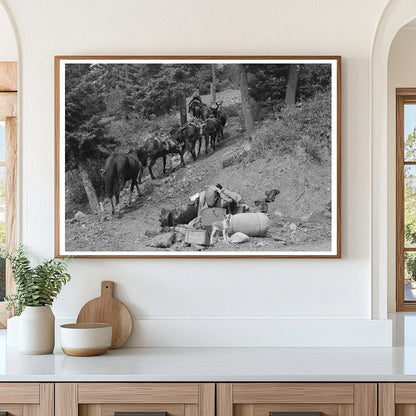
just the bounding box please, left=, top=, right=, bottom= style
left=60, top=323, right=112, bottom=356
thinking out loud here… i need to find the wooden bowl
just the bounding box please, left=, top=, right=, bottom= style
left=60, top=323, right=112, bottom=356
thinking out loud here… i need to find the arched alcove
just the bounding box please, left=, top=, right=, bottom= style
left=371, top=0, right=416, bottom=319
left=387, top=21, right=416, bottom=314
left=0, top=1, right=17, bottom=61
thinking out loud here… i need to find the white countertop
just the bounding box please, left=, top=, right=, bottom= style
left=2, top=346, right=416, bottom=382
left=2, top=313, right=416, bottom=382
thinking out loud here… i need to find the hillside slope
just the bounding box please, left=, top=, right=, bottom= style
left=65, top=116, right=332, bottom=253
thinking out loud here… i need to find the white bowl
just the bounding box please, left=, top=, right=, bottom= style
left=60, top=323, right=112, bottom=356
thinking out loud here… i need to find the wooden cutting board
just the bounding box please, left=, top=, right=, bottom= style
left=76, top=281, right=133, bottom=349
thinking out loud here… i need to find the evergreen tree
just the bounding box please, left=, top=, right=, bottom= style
left=65, top=64, right=109, bottom=213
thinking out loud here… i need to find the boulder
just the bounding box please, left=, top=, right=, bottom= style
left=230, top=232, right=250, bottom=244
left=148, top=232, right=175, bottom=248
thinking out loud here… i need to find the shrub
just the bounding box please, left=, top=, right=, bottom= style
left=224, top=103, right=241, bottom=118
left=250, top=92, right=332, bottom=163
left=4, top=246, right=71, bottom=316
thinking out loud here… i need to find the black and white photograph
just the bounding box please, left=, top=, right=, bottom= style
left=55, top=57, right=340, bottom=257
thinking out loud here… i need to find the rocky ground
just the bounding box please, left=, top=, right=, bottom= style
left=65, top=117, right=332, bottom=254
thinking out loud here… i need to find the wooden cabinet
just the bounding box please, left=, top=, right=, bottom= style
left=0, top=380, right=411, bottom=416
left=55, top=383, right=215, bottom=416
left=379, top=383, right=416, bottom=416
left=217, top=383, right=377, bottom=416
left=0, top=383, right=53, bottom=416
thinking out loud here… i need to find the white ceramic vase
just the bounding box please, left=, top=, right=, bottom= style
left=19, top=306, right=55, bottom=354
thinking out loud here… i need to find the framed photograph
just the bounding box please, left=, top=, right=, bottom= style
left=55, top=56, right=341, bottom=258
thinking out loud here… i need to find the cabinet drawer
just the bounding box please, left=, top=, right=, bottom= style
left=0, top=383, right=53, bottom=415
left=217, top=383, right=376, bottom=416
left=379, top=383, right=416, bottom=415
left=56, top=383, right=215, bottom=416
left=78, top=383, right=200, bottom=404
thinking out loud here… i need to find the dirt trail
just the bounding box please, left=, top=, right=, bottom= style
left=66, top=118, right=331, bottom=253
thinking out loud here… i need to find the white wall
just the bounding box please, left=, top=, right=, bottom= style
left=0, top=3, right=16, bottom=61
left=0, top=0, right=393, bottom=347
left=387, top=26, right=416, bottom=312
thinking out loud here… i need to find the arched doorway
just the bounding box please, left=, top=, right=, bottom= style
left=371, top=1, right=416, bottom=318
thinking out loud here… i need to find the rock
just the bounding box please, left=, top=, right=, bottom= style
left=148, top=232, right=175, bottom=248
left=174, top=232, right=184, bottom=243
left=289, top=223, right=297, bottom=231
left=271, top=235, right=286, bottom=244
left=255, top=241, right=266, bottom=248
left=74, top=211, right=86, bottom=221
left=191, top=244, right=206, bottom=251
left=173, top=241, right=188, bottom=251
left=144, top=230, right=158, bottom=238
left=230, top=232, right=250, bottom=244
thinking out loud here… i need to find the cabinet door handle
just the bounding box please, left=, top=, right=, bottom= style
left=270, top=413, right=323, bottom=416
left=115, top=412, right=168, bottom=416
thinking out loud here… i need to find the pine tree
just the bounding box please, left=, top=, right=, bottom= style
left=65, top=64, right=109, bottom=213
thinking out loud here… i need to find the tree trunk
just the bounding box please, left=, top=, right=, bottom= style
left=78, top=161, right=99, bottom=214
left=178, top=92, right=187, bottom=125
left=285, top=64, right=300, bottom=106
left=238, top=64, right=255, bottom=137
left=210, top=65, right=217, bottom=104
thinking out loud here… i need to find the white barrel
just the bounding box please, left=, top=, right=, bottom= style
left=229, top=213, right=270, bottom=237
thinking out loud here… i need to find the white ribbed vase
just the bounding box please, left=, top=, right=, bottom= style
left=19, top=306, right=55, bottom=354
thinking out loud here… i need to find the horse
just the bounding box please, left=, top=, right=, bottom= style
left=188, top=96, right=212, bottom=120
left=135, top=136, right=185, bottom=183
left=103, top=153, right=142, bottom=215
left=170, top=123, right=201, bottom=161
left=211, top=102, right=227, bottom=140
left=202, top=118, right=220, bottom=153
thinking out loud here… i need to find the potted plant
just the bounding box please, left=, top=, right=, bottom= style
left=5, top=246, right=71, bottom=354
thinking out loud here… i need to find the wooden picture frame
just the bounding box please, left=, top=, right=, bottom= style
left=55, top=56, right=341, bottom=258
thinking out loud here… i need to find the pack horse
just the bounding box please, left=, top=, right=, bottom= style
left=103, top=153, right=142, bottom=215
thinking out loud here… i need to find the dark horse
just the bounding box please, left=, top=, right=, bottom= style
left=202, top=118, right=220, bottom=153
left=211, top=102, right=227, bottom=140
left=170, top=123, right=201, bottom=160
left=135, top=136, right=185, bottom=183
left=103, top=153, right=142, bottom=215
left=188, top=96, right=212, bottom=120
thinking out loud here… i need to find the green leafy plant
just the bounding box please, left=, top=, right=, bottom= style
left=4, top=246, right=71, bottom=316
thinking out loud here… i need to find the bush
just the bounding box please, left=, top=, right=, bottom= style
left=250, top=92, right=332, bottom=163
left=224, top=103, right=241, bottom=118
left=4, top=246, right=71, bottom=316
